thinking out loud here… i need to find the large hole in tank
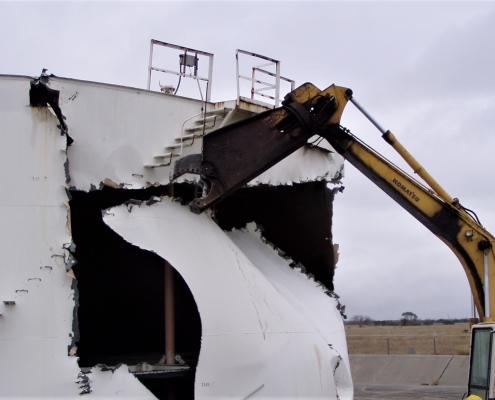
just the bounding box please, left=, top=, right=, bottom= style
left=69, top=180, right=337, bottom=399
left=70, top=184, right=201, bottom=400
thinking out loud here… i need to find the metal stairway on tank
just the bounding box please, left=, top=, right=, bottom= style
left=144, top=107, right=233, bottom=169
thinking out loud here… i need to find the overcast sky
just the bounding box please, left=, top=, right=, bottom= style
left=2, top=1, right=494, bottom=320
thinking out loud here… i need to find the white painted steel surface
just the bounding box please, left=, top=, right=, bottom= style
left=105, top=202, right=353, bottom=399
left=84, top=365, right=156, bottom=398
left=0, top=76, right=81, bottom=397
left=50, top=77, right=205, bottom=190
left=0, top=74, right=348, bottom=398
left=44, top=76, right=343, bottom=190
left=249, top=146, right=344, bottom=186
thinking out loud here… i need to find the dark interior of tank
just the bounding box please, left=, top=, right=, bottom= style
left=69, top=180, right=335, bottom=399
left=215, top=180, right=336, bottom=291
left=70, top=184, right=200, bottom=399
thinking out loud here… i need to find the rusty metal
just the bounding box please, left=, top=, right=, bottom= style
left=30, top=73, right=67, bottom=132
left=165, top=261, right=175, bottom=365
left=181, top=83, right=350, bottom=214
left=169, top=154, right=202, bottom=181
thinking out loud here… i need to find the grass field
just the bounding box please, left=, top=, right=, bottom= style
left=345, top=323, right=471, bottom=355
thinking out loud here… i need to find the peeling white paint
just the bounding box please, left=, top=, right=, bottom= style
left=104, top=199, right=353, bottom=399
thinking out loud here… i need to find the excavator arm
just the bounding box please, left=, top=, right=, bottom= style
left=171, top=82, right=495, bottom=322
left=170, top=82, right=352, bottom=213
left=320, top=123, right=495, bottom=322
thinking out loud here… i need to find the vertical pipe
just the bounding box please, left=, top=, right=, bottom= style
left=235, top=50, right=240, bottom=106
left=165, top=262, right=175, bottom=365
left=274, top=61, right=281, bottom=108
left=484, top=251, right=491, bottom=319
left=207, top=54, right=214, bottom=103
left=147, top=40, right=154, bottom=91
left=251, top=67, right=255, bottom=100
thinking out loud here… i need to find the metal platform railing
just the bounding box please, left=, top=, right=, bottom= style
left=147, top=40, right=214, bottom=103
left=235, top=49, right=295, bottom=107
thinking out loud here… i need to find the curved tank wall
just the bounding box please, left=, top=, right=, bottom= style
left=0, top=74, right=350, bottom=399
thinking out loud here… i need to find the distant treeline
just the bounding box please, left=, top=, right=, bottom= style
left=345, top=316, right=469, bottom=327
left=373, top=318, right=469, bottom=326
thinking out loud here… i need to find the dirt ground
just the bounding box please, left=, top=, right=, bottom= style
left=353, top=384, right=467, bottom=400
left=346, top=323, right=470, bottom=355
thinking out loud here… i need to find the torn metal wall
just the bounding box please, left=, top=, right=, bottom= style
left=249, top=146, right=344, bottom=186
left=215, top=181, right=338, bottom=290
left=54, top=77, right=206, bottom=190
left=104, top=199, right=353, bottom=399
left=0, top=75, right=81, bottom=397
left=69, top=186, right=201, bottom=400
left=0, top=73, right=349, bottom=398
